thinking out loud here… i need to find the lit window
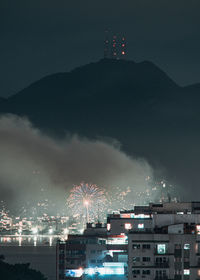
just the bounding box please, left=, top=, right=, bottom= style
left=120, top=213, right=131, bottom=218
left=198, top=269, right=200, bottom=276
left=184, top=269, right=190, bottom=275
left=66, top=268, right=83, bottom=277
left=125, top=223, right=132, bottom=230
left=197, top=225, right=200, bottom=234
left=132, top=244, right=140, bottom=249
left=184, top=244, right=190, bottom=250
left=131, top=214, right=150, bottom=219
left=107, top=223, right=111, bottom=231
left=138, top=223, right=144, bottom=229
left=157, top=244, right=166, bottom=254
left=85, top=264, right=124, bottom=276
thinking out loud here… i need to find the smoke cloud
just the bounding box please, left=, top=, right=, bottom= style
left=0, top=114, right=153, bottom=213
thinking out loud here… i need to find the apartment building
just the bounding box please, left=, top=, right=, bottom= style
left=57, top=202, right=200, bottom=280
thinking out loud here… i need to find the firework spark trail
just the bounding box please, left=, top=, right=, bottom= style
left=67, top=183, right=107, bottom=223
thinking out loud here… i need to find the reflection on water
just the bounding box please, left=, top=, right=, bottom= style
left=0, top=235, right=58, bottom=246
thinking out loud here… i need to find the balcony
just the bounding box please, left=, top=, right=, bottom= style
left=155, top=262, right=169, bottom=268
left=174, top=276, right=181, bottom=280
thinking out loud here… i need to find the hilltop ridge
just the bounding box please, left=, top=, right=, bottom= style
left=0, top=58, right=200, bottom=194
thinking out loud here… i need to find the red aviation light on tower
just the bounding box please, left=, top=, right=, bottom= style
left=121, top=36, right=126, bottom=58
left=111, top=35, right=118, bottom=59
left=103, top=31, right=127, bottom=59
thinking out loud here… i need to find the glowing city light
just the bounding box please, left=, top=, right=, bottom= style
left=31, top=227, right=38, bottom=235
left=49, top=228, right=53, bottom=234
left=63, top=228, right=69, bottom=235
left=124, top=223, right=132, bottom=230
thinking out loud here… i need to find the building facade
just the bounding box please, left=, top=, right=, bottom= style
left=57, top=202, right=200, bottom=280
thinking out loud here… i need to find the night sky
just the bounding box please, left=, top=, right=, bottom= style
left=1, top=0, right=200, bottom=97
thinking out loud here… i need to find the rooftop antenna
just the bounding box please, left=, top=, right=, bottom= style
left=121, top=36, right=126, bottom=59
left=167, top=193, right=171, bottom=203
left=111, top=34, right=118, bottom=59
left=97, top=203, right=100, bottom=223
left=104, top=30, right=110, bottom=59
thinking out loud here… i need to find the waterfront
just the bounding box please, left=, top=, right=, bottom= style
left=0, top=236, right=57, bottom=280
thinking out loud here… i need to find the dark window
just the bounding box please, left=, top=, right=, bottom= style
left=156, top=257, right=167, bottom=263
left=175, top=244, right=181, bottom=249
left=143, top=270, right=150, bottom=275
left=132, top=270, right=140, bottom=275
left=142, top=244, right=151, bottom=249
left=143, top=257, right=150, bottom=262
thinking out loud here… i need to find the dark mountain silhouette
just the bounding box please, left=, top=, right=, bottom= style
left=0, top=59, right=182, bottom=134
left=0, top=58, right=200, bottom=197
left=0, top=255, right=47, bottom=280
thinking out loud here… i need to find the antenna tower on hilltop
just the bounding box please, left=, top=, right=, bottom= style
left=121, top=36, right=126, bottom=58
left=111, top=35, right=118, bottom=59
left=104, top=30, right=110, bottom=58
left=104, top=31, right=127, bottom=59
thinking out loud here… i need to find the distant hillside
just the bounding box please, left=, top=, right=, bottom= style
left=0, top=58, right=181, bottom=132
left=0, top=58, right=200, bottom=196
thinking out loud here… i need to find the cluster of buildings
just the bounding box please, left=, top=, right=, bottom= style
left=0, top=208, right=69, bottom=236
left=57, top=202, right=200, bottom=280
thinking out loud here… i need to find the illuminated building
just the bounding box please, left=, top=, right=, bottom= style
left=126, top=202, right=200, bottom=280
left=56, top=222, right=128, bottom=279
left=57, top=202, right=200, bottom=280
